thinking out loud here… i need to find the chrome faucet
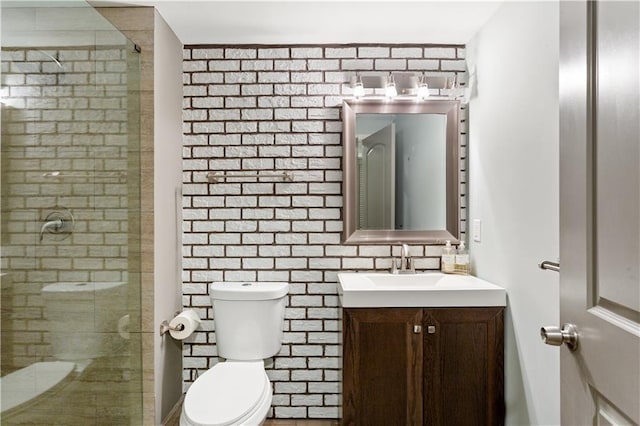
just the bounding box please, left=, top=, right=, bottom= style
left=400, top=243, right=410, bottom=269
left=40, top=218, right=64, bottom=241
left=38, top=208, right=75, bottom=242
left=390, top=243, right=415, bottom=274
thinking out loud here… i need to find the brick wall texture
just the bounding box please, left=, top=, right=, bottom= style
left=182, top=44, right=467, bottom=419
left=1, top=46, right=133, bottom=369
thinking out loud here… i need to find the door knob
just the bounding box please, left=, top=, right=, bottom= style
left=540, top=323, right=579, bottom=351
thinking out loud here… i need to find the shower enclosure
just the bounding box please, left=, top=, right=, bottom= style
left=1, top=1, right=143, bottom=424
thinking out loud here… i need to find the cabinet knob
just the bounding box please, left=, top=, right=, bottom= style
left=413, top=325, right=422, bottom=334
left=427, top=325, right=436, bottom=334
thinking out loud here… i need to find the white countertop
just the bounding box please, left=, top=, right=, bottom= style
left=337, top=272, right=507, bottom=308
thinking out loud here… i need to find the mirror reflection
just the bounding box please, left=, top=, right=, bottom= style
left=356, top=113, right=447, bottom=231
left=342, top=100, right=460, bottom=244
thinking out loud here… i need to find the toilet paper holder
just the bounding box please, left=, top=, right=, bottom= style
left=159, top=312, right=185, bottom=336
left=160, top=320, right=184, bottom=336
left=160, top=309, right=202, bottom=339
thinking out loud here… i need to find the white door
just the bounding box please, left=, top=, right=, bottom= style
left=557, top=1, right=640, bottom=424
left=359, top=123, right=395, bottom=229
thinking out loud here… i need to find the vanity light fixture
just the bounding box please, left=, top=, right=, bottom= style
left=353, top=75, right=365, bottom=99
left=417, top=74, right=430, bottom=100
left=348, top=73, right=461, bottom=101
left=385, top=74, right=397, bottom=99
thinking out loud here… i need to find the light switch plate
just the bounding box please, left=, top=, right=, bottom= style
left=473, top=219, right=482, bottom=242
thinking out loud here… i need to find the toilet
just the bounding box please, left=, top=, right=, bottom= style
left=180, top=281, right=289, bottom=426
left=0, top=281, right=128, bottom=417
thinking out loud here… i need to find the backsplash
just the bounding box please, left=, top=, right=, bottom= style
left=182, top=44, right=467, bottom=418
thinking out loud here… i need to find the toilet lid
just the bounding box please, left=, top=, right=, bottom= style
left=183, top=362, right=269, bottom=426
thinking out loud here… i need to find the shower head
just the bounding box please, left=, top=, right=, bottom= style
left=36, top=50, right=64, bottom=71
left=37, top=51, right=63, bottom=67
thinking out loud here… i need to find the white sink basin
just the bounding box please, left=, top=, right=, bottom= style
left=337, top=272, right=506, bottom=308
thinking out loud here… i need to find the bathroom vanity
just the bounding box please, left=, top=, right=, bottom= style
left=338, top=273, right=506, bottom=426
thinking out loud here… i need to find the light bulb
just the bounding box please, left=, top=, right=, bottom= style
left=417, top=82, right=430, bottom=99
left=385, top=75, right=397, bottom=99
left=416, top=74, right=430, bottom=100
left=353, top=81, right=365, bottom=98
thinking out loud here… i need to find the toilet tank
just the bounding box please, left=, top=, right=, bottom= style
left=210, top=282, right=288, bottom=361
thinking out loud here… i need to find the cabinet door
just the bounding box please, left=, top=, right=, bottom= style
left=423, top=308, right=504, bottom=426
left=343, top=308, right=423, bottom=426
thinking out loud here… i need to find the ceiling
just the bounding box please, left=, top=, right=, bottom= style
left=93, top=1, right=504, bottom=45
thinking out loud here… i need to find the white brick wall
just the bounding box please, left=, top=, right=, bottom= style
left=182, top=44, right=467, bottom=419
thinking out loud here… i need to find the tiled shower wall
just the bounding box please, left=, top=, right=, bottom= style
left=1, top=47, right=131, bottom=369
left=182, top=44, right=467, bottom=418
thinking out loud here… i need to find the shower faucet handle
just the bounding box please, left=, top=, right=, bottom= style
left=39, top=208, right=75, bottom=242
left=39, top=218, right=64, bottom=241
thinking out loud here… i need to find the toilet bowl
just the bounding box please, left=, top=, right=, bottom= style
left=181, top=281, right=288, bottom=426
left=180, top=361, right=271, bottom=426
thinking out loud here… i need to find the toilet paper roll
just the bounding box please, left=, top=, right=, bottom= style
left=168, top=309, right=201, bottom=340
left=117, top=314, right=130, bottom=340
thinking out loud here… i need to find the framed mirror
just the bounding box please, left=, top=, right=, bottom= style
left=342, top=99, right=460, bottom=244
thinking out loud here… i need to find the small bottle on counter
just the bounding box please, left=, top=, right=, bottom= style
left=441, top=240, right=456, bottom=273
left=455, top=240, right=470, bottom=275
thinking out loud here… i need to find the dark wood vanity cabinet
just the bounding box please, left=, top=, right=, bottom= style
left=343, top=308, right=425, bottom=424
left=342, top=307, right=504, bottom=426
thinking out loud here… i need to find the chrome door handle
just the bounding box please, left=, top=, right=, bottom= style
left=540, top=323, right=579, bottom=351
left=538, top=260, right=560, bottom=272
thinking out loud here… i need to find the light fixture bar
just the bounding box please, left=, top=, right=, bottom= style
left=349, top=72, right=459, bottom=100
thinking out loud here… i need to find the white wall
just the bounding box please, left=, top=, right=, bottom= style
left=466, top=2, right=560, bottom=425
left=153, top=9, right=184, bottom=422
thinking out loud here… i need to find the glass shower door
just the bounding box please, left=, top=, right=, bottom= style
left=1, top=1, right=143, bottom=424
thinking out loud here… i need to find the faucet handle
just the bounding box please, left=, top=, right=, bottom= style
left=390, top=258, right=399, bottom=274
left=407, top=257, right=415, bottom=273
left=39, top=208, right=75, bottom=242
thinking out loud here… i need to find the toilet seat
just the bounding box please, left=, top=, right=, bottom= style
left=182, top=361, right=271, bottom=426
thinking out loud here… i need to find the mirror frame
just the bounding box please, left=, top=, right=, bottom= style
left=342, top=99, right=460, bottom=244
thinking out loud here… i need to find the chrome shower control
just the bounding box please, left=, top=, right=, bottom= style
left=40, top=207, right=75, bottom=241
